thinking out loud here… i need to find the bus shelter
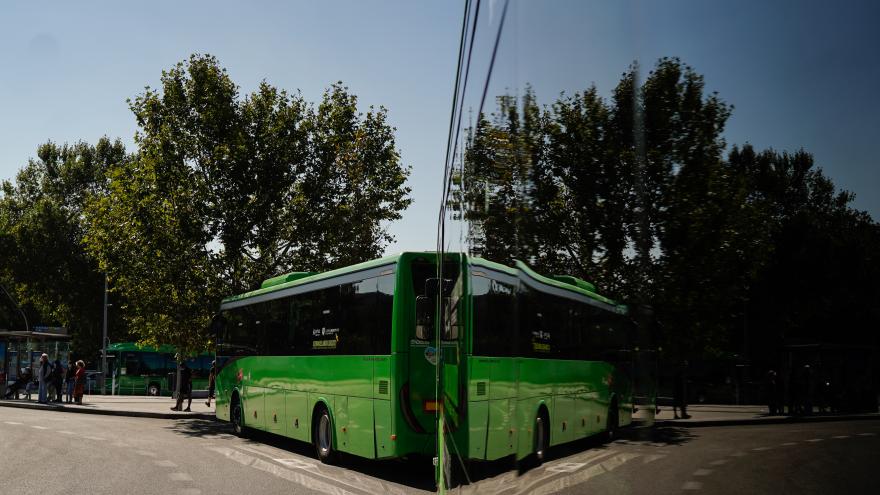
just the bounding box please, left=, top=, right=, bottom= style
left=0, top=327, right=71, bottom=398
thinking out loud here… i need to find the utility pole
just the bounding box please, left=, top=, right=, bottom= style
left=101, top=274, right=108, bottom=395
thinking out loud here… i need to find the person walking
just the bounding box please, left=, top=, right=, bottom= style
left=65, top=362, right=76, bottom=403
left=171, top=362, right=193, bottom=412
left=672, top=360, right=691, bottom=419
left=37, top=354, right=51, bottom=404
left=766, top=369, right=780, bottom=415
left=52, top=359, right=64, bottom=403
left=73, top=360, right=86, bottom=405
left=205, top=361, right=216, bottom=407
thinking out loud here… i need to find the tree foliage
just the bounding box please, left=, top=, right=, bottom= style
left=450, top=57, right=880, bottom=362
left=81, top=54, right=412, bottom=355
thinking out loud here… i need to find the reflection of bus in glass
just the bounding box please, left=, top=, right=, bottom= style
left=107, top=342, right=213, bottom=396
left=213, top=252, right=646, bottom=465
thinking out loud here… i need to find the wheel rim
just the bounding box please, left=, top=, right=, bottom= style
left=318, top=413, right=331, bottom=455
left=149, top=385, right=158, bottom=396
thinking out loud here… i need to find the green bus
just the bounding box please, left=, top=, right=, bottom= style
left=107, top=342, right=213, bottom=396
left=213, top=252, right=644, bottom=465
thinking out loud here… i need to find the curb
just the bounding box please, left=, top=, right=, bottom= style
left=0, top=400, right=216, bottom=421
left=653, top=413, right=880, bottom=428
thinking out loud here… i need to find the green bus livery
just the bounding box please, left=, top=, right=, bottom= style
left=107, top=342, right=213, bottom=396
left=213, top=252, right=644, bottom=465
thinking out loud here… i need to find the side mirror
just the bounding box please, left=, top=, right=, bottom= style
left=415, top=296, right=433, bottom=340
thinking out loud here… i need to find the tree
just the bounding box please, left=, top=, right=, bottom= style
left=0, top=139, right=129, bottom=358
left=82, top=54, right=412, bottom=357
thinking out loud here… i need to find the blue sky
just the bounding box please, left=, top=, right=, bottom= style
left=1, top=0, right=877, bottom=254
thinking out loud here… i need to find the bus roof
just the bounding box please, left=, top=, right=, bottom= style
left=222, top=252, right=625, bottom=313
left=107, top=342, right=213, bottom=356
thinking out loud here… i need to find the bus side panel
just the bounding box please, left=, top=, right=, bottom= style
left=467, top=357, right=492, bottom=460
left=486, top=358, right=517, bottom=460
left=374, top=399, right=393, bottom=458
left=345, top=397, right=376, bottom=458
left=265, top=386, right=285, bottom=434
left=285, top=390, right=309, bottom=442
left=552, top=394, right=576, bottom=446
left=514, top=396, right=545, bottom=461
left=244, top=385, right=266, bottom=431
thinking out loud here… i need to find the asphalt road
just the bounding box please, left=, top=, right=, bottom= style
left=1, top=406, right=878, bottom=494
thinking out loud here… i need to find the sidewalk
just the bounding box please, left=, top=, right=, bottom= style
left=651, top=403, right=880, bottom=427
left=0, top=395, right=216, bottom=420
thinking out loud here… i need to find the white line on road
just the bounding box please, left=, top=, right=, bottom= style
left=30, top=425, right=49, bottom=430
left=682, top=481, right=703, bottom=490
left=136, top=450, right=158, bottom=457
left=519, top=453, right=642, bottom=495
left=83, top=436, right=106, bottom=441
left=154, top=460, right=178, bottom=468
left=730, top=452, right=747, bottom=457
left=642, top=454, right=667, bottom=464
left=169, top=472, right=193, bottom=482
left=781, top=442, right=798, bottom=446
left=806, top=438, right=824, bottom=443
left=752, top=447, right=772, bottom=451
left=3, top=421, right=23, bottom=425
left=832, top=435, right=851, bottom=439
left=693, top=469, right=713, bottom=477
left=709, top=459, right=728, bottom=466
left=857, top=433, right=876, bottom=437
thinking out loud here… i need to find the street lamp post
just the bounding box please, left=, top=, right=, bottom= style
left=101, top=274, right=109, bottom=395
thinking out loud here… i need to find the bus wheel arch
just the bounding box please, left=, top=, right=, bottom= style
left=606, top=394, right=619, bottom=442
left=312, top=402, right=338, bottom=464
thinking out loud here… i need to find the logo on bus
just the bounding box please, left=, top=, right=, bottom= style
left=236, top=368, right=243, bottom=383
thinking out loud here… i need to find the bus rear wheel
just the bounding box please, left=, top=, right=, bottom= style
left=313, top=405, right=337, bottom=464
left=534, top=411, right=549, bottom=464
left=147, top=383, right=160, bottom=396
left=231, top=394, right=244, bottom=436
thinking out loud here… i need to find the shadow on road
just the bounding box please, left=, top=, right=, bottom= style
left=165, top=418, right=436, bottom=492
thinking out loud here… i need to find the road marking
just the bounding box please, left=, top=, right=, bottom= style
left=31, top=425, right=49, bottom=430
left=781, top=442, right=798, bottom=446
left=169, top=472, right=193, bottom=482
left=274, top=458, right=319, bottom=470
left=857, top=433, right=876, bottom=437
left=752, top=447, right=772, bottom=451
left=642, top=454, right=667, bottom=464
left=207, top=447, right=358, bottom=495
left=682, top=481, right=703, bottom=490
left=3, top=421, right=23, bottom=425
left=832, top=435, right=850, bottom=439
left=730, top=452, right=747, bottom=457
left=546, top=462, right=587, bottom=473
left=83, top=436, right=106, bottom=441
left=179, top=490, right=202, bottom=495
left=693, top=469, right=713, bottom=476
left=154, top=460, right=178, bottom=468
left=518, top=453, right=641, bottom=495
left=136, top=450, right=158, bottom=457
left=709, top=459, right=728, bottom=466
left=806, top=438, right=824, bottom=443
left=58, top=430, right=77, bottom=435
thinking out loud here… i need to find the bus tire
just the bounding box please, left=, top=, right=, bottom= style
left=231, top=393, right=245, bottom=436
left=313, top=405, right=337, bottom=464
left=534, top=409, right=549, bottom=465
left=606, top=399, right=619, bottom=442
left=147, top=383, right=161, bottom=396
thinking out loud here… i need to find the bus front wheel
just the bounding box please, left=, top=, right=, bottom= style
left=147, top=383, right=160, bottom=396
left=313, top=405, right=337, bottom=464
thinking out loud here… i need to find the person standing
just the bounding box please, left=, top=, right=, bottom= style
left=52, top=359, right=64, bottom=403
left=766, top=369, right=779, bottom=415
left=37, top=354, right=51, bottom=404
left=65, top=362, right=76, bottom=403
left=171, top=362, right=193, bottom=412
left=73, top=360, right=86, bottom=405
left=672, top=360, right=691, bottom=419
left=205, top=360, right=216, bottom=407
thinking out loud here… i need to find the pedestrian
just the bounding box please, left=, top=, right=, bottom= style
left=52, top=359, right=64, bottom=403
left=37, top=354, right=51, bottom=404
left=765, top=369, right=779, bottom=415
left=65, top=362, right=76, bottom=403
left=205, top=360, right=216, bottom=407
left=73, top=360, right=86, bottom=405
left=171, top=361, right=193, bottom=412
left=672, top=360, right=691, bottom=419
